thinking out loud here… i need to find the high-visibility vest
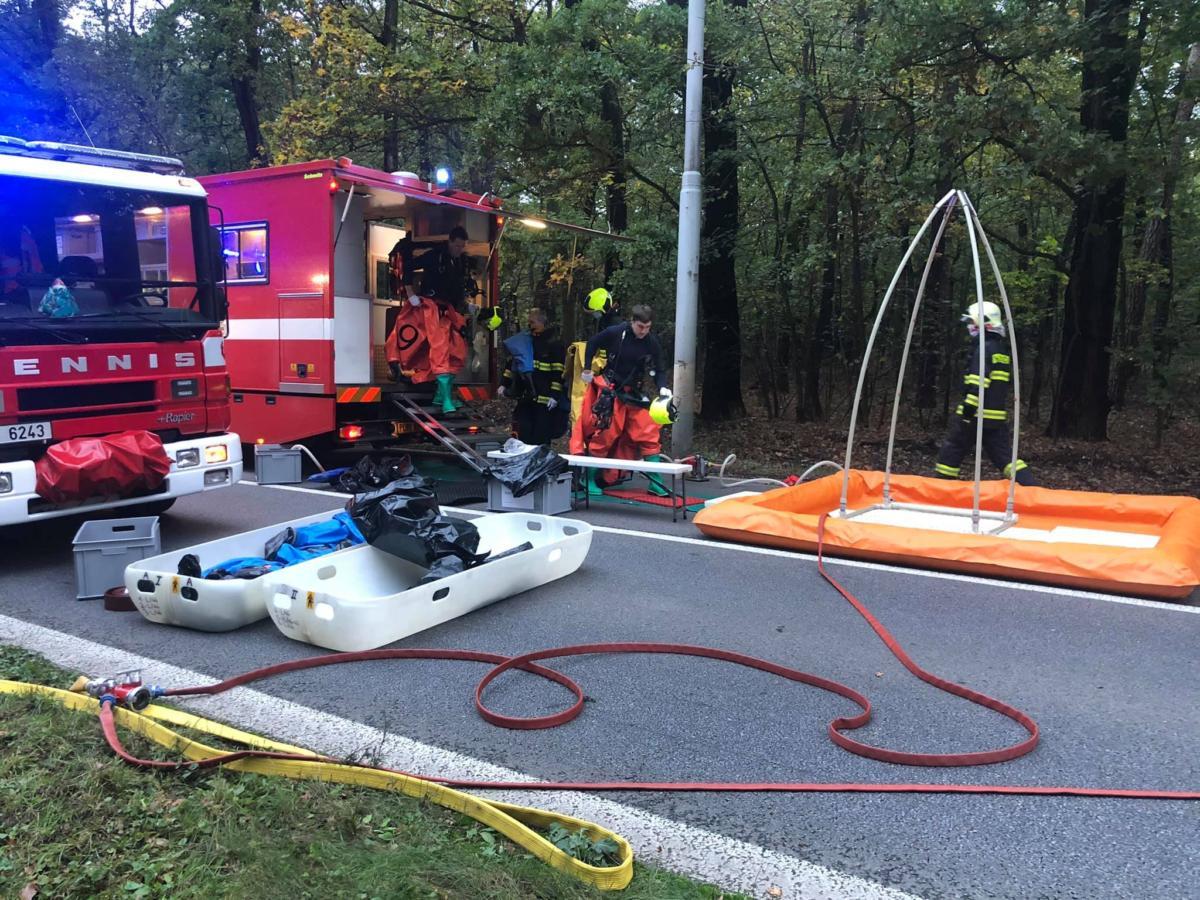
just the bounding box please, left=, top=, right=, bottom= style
left=565, top=341, right=608, bottom=426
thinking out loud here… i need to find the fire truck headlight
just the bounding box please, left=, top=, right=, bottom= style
left=204, top=444, right=229, bottom=464
left=0, top=472, right=12, bottom=494
left=204, top=468, right=231, bottom=487
left=175, top=448, right=200, bottom=468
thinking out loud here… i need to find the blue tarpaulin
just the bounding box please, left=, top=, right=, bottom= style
left=503, top=331, right=535, bottom=374
left=202, top=512, right=365, bottom=579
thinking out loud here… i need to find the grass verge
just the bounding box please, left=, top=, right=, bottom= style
left=0, top=645, right=744, bottom=900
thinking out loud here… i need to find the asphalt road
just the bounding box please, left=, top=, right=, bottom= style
left=2, top=478, right=1198, bottom=900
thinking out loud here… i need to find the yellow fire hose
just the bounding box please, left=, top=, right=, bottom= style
left=0, top=679, right=633, bottom=891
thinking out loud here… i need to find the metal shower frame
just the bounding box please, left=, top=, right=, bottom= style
left=838, top=189, right=1023, bottom=535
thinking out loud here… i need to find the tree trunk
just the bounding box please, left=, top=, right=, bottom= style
left=800, top=181, right=839, bottom=422
left=1114, top=200, right=1150, bottom=408
left=1049, top=0, right=1138, bottom=440
left=566, top=0, right=626, bottom=284
left=843, top=0, right=869, bottom=362
left=33, top=0, right=61, bottom=52
left=1026, top=271, right=1058, bottom=425
left=600, top=79, right=627, bottom=282
left=231, top=0, right=268, bottom=165
left=381, top=0, right=400, bottom=171
left=698, top=0, right=747, bottom=422
left=917, top=82, right=957, bottom=416
left=1149, top=41, right=1200, bottom=446
left=788, top=34, right=814, bottom=420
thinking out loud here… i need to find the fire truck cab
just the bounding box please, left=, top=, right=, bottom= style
left=200, top=159, right=506, bottom=449
left=0, top=136, right=241, bottom=524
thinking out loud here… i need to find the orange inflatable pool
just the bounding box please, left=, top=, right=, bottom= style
left=693, top=471, right=1200, bottom=600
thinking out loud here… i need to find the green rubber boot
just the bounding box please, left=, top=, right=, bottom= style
left=643, top=454, right=671, bottom=497
left=436, top=374, right=461, bottom=414
left=585, top=469, right=604, bottom=497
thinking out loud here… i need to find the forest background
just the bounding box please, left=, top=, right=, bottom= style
left=3, top=0, right=1198, bottom=490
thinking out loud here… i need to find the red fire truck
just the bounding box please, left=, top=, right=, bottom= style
left=0, top=136, right=241, bottom=524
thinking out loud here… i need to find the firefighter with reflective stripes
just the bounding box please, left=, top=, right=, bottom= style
left=498, top=308, right=567, bottom=445
left=935, top=301, right=1037, bottom=487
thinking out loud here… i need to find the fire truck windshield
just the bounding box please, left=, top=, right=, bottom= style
left=0, top=174, right=222, bottom=343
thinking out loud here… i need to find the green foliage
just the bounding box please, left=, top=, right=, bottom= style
left=546, top=823, right=623, bottom=868
left=1, top=0, right=1197, bottom=429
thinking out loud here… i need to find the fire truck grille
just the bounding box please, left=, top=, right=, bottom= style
left=18, top=381, right=157, bottom=412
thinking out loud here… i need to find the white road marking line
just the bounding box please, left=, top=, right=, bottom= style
left=237, top=479, right=1200, bottom=614
left=0, top=614, right=921, bottom=900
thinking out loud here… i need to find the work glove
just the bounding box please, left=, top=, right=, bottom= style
left=580, top=370, right=594, bottom=384
left=496, top=385, right=507, bottom=398
left=659, top=387, right=673, bottom=398
left=408, top=295, right=422, bottom=307
left=545, top=397, right=558, bottom=411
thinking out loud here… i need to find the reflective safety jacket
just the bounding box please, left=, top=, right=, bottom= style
left=955, top=331, right=1013, bottom=427
left=501, top=329, right=565, bottom=408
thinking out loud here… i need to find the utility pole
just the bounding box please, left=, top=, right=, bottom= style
left=670, top=0, right=705, bottom=457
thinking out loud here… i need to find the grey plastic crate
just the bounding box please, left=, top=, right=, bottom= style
left=255, top=444, right=303, bottom=484
left=486, top=471, right=573, bottom=515
left=73, top=516, right=161, bottom=600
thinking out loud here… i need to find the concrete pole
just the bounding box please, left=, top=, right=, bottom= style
left=670, top=0, right=705, bottom=457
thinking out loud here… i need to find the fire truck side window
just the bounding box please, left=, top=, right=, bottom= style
left=219, top=222, right=269, bottom=284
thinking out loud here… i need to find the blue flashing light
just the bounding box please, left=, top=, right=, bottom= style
left=435, top=167, right=451, bottom=186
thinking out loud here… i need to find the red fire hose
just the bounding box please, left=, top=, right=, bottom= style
left=97, top=514, right=1195, bottom=801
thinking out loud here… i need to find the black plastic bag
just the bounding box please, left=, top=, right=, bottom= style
left=486, top=446, right=569, bottom=498
left=348, top=476, right=488, bottom=578
left=264, top=526, right=296, bottom=561
left=335, top=454, right=415, bottom=494
left=419, top=554, right=468, bottom=585
left=205, top=562, right=281, bottom=580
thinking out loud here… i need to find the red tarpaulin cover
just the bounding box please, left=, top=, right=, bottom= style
left=35, top=431, right=172, bottom=504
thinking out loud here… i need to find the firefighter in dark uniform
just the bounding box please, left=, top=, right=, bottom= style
left=404, top=225, right=476, bottom=312
left=935, top=301, right=1037, bottom=487
left=498, top=308, right=566, bottom=445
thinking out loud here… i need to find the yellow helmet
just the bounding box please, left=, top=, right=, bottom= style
left=648, top=394, right=677, bottom=426
left=963, top=301, right=1003, bottom=330
left=484, top=307, right=502, bottom=331
left=585, top=287, right=613, bottom=314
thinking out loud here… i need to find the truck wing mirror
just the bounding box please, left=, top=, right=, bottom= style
left=208, top=227, right=229, bottom=320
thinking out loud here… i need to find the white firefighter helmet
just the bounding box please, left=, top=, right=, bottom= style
left=963, top=301, right=1003, bottom=331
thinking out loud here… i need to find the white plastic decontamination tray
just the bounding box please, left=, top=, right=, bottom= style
left=124, top=511, right=356, bottom=632
left=261, top=513, right=593, bottom=652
